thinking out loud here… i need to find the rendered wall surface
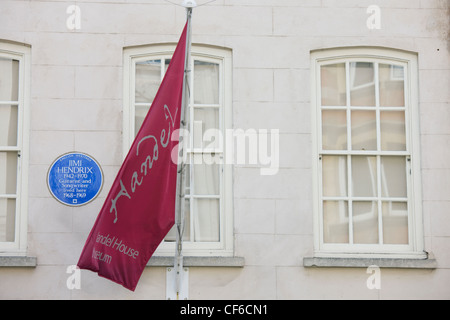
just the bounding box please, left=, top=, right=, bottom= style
left=0, top=0, right=449, bottom=299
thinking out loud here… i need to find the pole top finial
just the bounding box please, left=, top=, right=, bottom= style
left=182, top=0, right=197, bottom=8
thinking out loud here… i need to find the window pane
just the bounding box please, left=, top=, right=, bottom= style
left=180, top=105, right=191, bottom=149
left=382, top=202, right=408, bottom=244
left=0, top=58, right=19, bottom=101
left=322, top=110, right=347, bottom=150
left=0, top=198, right=15, bottom=242
left=0, top=152, right=17, bottom=194
left=135, top=60, right=161, bottom=103
left=320, top=63, right=346, bottom=106
left=381, top=156, right=407, bottom=198
left=193, top=161, right=220, bottom=195
left=164, top=59, right=171, bottom=73
left=194, top=198, right=219, bottom=242
left=194, top=61, right=219, bottom=105
left=183, top=197, right=191, bottom=241
left=379, top=64, right=405, bottom=107
left=381, top=111, right=406, bottom=151
left=134, top=105, right=150, bottom=136
left=353, top=201, right=378, bottom=244
left=165, top=197, right=191, bottom=242
left=185, top=163, right=191, bottom=195
left=352, top=156, right=377, bottom=197
left=323, top=201, right=348, bottom=243
left=322, top=156, right=347, bottom=197
left=351, top=110, right=377, bottom=151
left=193, top=108, right=220, bottom=149
left=350, top=62, right=375, bottom=106
left=0, top=105, right=18, bottom=146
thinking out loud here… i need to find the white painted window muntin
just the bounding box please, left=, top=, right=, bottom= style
left=0, top=42, right=30, bottom=255
left=312, top=47, right=424, bottom=258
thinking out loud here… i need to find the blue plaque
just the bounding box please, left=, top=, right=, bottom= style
left=47, top=152, right=104, bottom=206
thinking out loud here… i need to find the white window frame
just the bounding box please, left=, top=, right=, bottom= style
left=123, top=43, right=233, bottom=257
left=0, top=41, right=30, bottom=256
left=311, top=47, right=425, bottom=259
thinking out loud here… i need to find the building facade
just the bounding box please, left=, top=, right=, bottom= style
left=0, top=0, right=449, bottom=299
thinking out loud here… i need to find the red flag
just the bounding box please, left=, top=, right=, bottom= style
left=77, top=22, right=188, bottom=291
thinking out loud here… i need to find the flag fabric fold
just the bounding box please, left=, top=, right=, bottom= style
left=77, top=22, right=188, bottom=291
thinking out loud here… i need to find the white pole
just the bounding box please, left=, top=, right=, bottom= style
left=174, top=0, right=195, bottom=299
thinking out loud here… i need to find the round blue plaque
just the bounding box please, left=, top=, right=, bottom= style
left=47, top=152, right=104, bottom=206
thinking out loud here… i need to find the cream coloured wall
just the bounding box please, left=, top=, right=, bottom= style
left=0, top=0, right=448, bottom=299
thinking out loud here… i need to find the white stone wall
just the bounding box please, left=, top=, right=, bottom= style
left=0, top=0, right=449, bottom=299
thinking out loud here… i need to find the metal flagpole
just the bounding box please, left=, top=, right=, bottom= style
left=172, top=0, right=195, bottom=300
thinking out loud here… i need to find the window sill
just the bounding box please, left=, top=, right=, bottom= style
left=303, top=256, right=437, bottom=269
left=147, top=256, right=245, bottom=268
left=0, top=256, right=37, bottom=267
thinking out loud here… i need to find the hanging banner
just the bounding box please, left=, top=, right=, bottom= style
left=77, top=22, right=188, bottom=291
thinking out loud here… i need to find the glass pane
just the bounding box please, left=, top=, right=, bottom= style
left=352, top=156, right=377, bottom=197
left=184, top=163, right=191, bottom=195
left=0, top=198, right=15, bottom=242
left=193, top=108, right=220, bottom=149
left=194, top=60, right=219, bottom=105
left=164, top=59, right=171, bottom=73
left=351, top=110, right=377, bottom=151
left=193, top=162, right=220, bottom=195
left=0, top=105, right=18, bottom=146
left=350, top=62, right=375, bottom=106
left=323, top=201, right=348, bottom=243
left=0, top=58, right=19, bottom=101
left=134, top=105, right=150, bottom=136
left=135, top=60, right=161, bottom=103
left=320, top=63, right=346, bottom=106
left=322, top=110, right=347, bottom=150
left=179, top=105, right=191, bottom=149
left=353, top=201, right=378, bottom=244
left=0, top=152, right=18, bottom=194
left=194, top=198, right=220, bottom=242
left=322, top=156, right=347, bottom=197
left=381, top=156, right=407, bottom=198
left=379, top=64, right=405, bottom=107
left=382, top=202, right=408, bottom=244
left=164, top=197, right=190, bottom=242
left=183, top=197, right=191, bottom=241
left=380, top=111, right=406, bottom=151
